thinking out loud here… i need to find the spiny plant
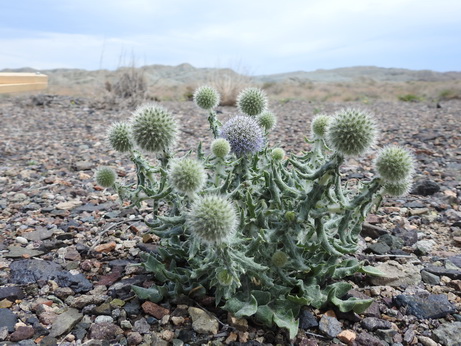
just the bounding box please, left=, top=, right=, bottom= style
left=95, top=86, right=415, bottom=340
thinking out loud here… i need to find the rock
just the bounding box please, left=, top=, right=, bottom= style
left=411, top=180, right=440, bottom=196
left=418, top=335, right=438, bottom=346
left=375, top=328, right=398, bottom=344
left=188, top=307, right=219, bottom=335
left=414, top=240, right=435, bottom=255
left=432, top=321, right=461, bottom=346
left=38, top=336, right=59, bottom=346
left=361, top=223, right=388, bottom=239
left=48, top=308, right=83, bottom=338
left=299, top=309, right=319, bottom=329
left=337, top=329, right=357, bottom=344
left=366, top=242, right=391, bottom=255
left=88, top=322, right=123, bottom=340
left=318, top=315, right=342, bottom=338
left=9, top=325, right=34, bottom=342
left=133, top=317, right=150, bottom=334
left=94, top=302, right=111, bottom=315
left=123, top=299, right=141, bottom=316
left=127, top=331, right=143, bottom=345
left=95, top=315, right=114, bottom=324
left=5, top=245, right=45, bottom=258
left=361, top=317, right=392, bottom=331
left=93, top=241, right=117, bottom=253
left=15, top=236, right=28, bottom=244
left=354, top=332, right=385, bottom=346
left=9, top=259, right=92, bottom=293
left=394, top=227, right=418, bottom=246
left=22, top=227, right=54, bottom=241
left=448, top=255, right=461, bottom=268
left=0, top=299, right=12, bottom=309
left=0, top=308, right=18, bottom=332
left=228, top=313, right=248, bottom=331
left=177, top=329, right=196, bottom=343
left=0, top=286, right=25, bottom=301
left=70, top=294, right=108, bottom=309
left=424, top=265, right=461, bottom=280
left=55, top=200, right=83, bottom=210
left=74, top=161, right=94, bottom=171
left=370, top=260, right=421, bottom=287
left=421, top=270, right=441, bottom=285
left=141, top=301, right=170, bottom=319
left=394, top=293, right=456, bottom=319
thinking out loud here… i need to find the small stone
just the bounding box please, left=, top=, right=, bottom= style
left=370, top=260, right=422, bottom=287
left=49, top=308, right=83, bottom=338
left=188, top=307, right=219, bottom=335
left=95, top=315, right=114, bottom=324
left=354, top=332, right=385, bottom=346
left=0, top=286, right=25, bottom=302
left=361, top=317, right=392, bottom=331
left=127, top=331, right=143, bottom=345
left=318, top=315, right=342, bottom=338
left=417, top=335, right=438, bottom=346
left=88, top=322, right=123, bottom=340
left=411, top=180, right=440, bottom=196
left=120, top=320, right=133, bottom=329
left=337, top=330, right=356, bottom=344
left=299, top=309, right=319, bottom=329
left=421, top=270, right=441, bottom=285
left=9, top=325, right=35, bottom=342
left=5, top=245, right=45, bottom=258
left=433, top=321, right=461, bottom=346
left=171, top=316, right=185, bottom=326
left=228, top=313, right=248, bottom=331
left=15, top=236, right=28, bottom=244
left=55, top=200, right=83, bottom=210
left=0, top=326, right=8, bottom=341
left=141, top=301, right=170, bottom=319
left=225, top=332, right=238, bottom=344
left=160, top=330, right=175, bottom=342
left=93, top=241, right=117, bottom=253
left=394, top=293, right=456, bottom=319
left=375, top=328, right=397, bottom=344
left=133, top=317, right=150, bottom=334
left=0, top=299, right=12, bottom=309
left=0, top=308, right=18, bottom=332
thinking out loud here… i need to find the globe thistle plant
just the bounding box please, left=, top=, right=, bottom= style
left=187, top=195, right=238, bottom=244
left=271, top=148, right=285, bottom=161
left=237, top=87, right=268, bottom=116
left=382, top=178, right=413, bottom=196
left=257, top=111, right=277, bottom=132
left=374, top=145, right=414, bottom=182
left=211, top=138, right=231, bottom=158
left=194, top=85, right=220, bottom=110
left=326, top=109, right=377, bottom=156
left=168, top=158, right=206, bottom=195
left=220, top=115, right=264, bottom=156
left=131, top=103, right=178, bottom=152
left=311, top=114, right=330, bottom=138
left=108, top=122, right=133, bottom=153
left=95, top=167, right=117, bottom=188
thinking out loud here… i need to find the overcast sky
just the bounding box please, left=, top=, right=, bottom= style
left=1, top=0, right=460, bottom=75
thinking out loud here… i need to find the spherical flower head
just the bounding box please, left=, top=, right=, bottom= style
left=216, top=269, right=233, bottom=286
left=257, top=111, right=277, bottom=131
left=311, top=114, right=331, bottom=138
left=374, top=145, right=414, bottom=182
left=108, top=122, right=133, bottom=153
left=187, top=195, right=238, bottom=244
left=271, top=251, right=288, bottom=268
left=193, top=85, right=220, bottom=110
left=131, top=103, right=178, bottom=152
left=237, top=87, right=268, bottom=116
left=326, top=109, right=377, bottom=156
left=95, top=167, right=117, bottom=188
left=220, top=115, right=264, bottom=156
left=211, top=138, right=231, bottom=158
left=271, top=148, right=285, bottom=161
left=169, top=158, right=206, bottom=194
left=383, top=178, right=413, bottom=196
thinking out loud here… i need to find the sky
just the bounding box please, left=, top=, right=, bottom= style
left=1, top=0, right=460, bottom=75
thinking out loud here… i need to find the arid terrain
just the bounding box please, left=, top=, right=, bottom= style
left=0, top=65, right=461, bottom=345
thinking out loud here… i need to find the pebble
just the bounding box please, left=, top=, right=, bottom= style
left=337, top=329, right=357, bottom=344
left=95, top=315, right=114, bottom=323
left=141, top=301, right=170, bottom=319
left=0, top=308, right=18, bottom=332
left=318, top=315, right=342, bottom=338
left=48, top=308, right=83, bottom=338
left=432, top=321, right=461, bottom=346
left=361, top=317, right=392, bottom=331
left=9, top=325, right=35, bottom=342
left=15, top=236, right=28, bottom=244
left=394, top=293, right=456, bottom=319
left=88, top=322, right=123, bottom=340
left=370, top=260, right=422, bottom=287
left=188, top=307, right=219, bottom=335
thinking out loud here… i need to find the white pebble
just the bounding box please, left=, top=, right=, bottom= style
left=15, top=236, right=28, bottom=244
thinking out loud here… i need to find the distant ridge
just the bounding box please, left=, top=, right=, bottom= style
left=2, top=64, right=460, bottom=88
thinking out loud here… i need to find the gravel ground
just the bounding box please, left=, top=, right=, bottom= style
left=0, top=94, right=461, bottom=346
